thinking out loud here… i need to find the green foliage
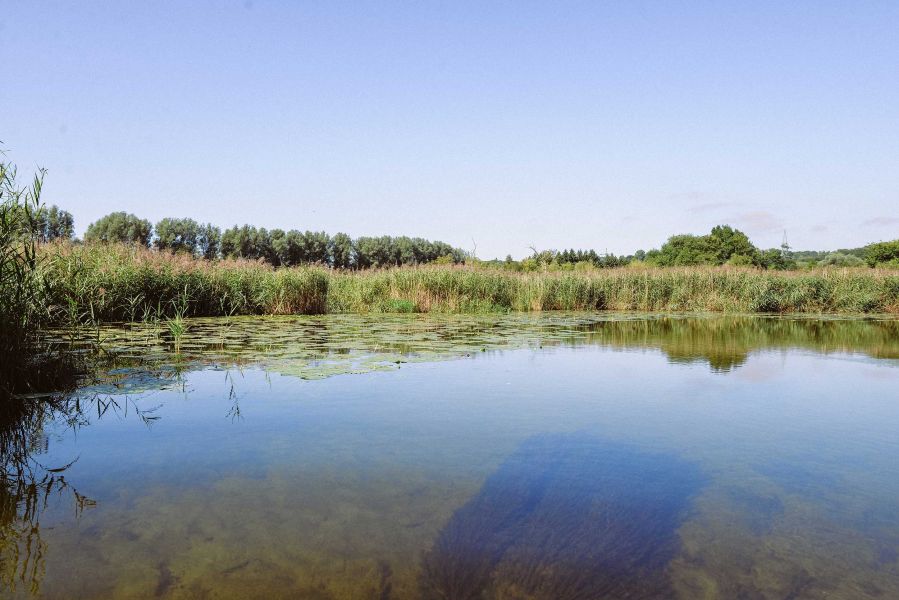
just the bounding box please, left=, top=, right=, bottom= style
left=726, top=254, right=755, bottom=267
left=865, top=240, right=899, bottom=267
left=709, top=225, right=756, bottom=263
left=754, top=248, right=791, bottom=270
left=646, top=225, right=796, bottom=270
left=557, top=249, right=629, bottom=268
left=0, top=155, right=51, bottom=395
left=39, top=243, right=330, bottom=322
left=329, top=232, right=354, bottom=269
left=649, top=234, right=717, bottom=266
left=352, top=235, right=464, bottom=268
left=22, top=242, right=899, bottom=325
left=33, top=205, right=74, bottom=242
left=196, top=222, right=221, bottom=260
left=85, top=211, right=152, bottom=246
left=818, top=252, right=866, bottom=268
left=218, top=227, right=463, bottom=269
left=154, top=217, right=200, bottom=254
left=154, top=218, right=220, bottom=259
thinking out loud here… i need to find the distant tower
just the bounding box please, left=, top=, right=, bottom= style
left=780, top=230, right=791, bottom=259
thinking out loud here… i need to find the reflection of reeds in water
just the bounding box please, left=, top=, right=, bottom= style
left=421, top=434, right=703, bottom=600
left=0, top=390, right=159, bottom=596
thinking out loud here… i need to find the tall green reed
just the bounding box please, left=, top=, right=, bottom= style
left=33, top=243, right=899, bottom=325
left=0, top=157, right=50, bottom=396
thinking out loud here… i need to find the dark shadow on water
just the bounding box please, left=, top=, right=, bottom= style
left=420, top=433, right=704, bottom=600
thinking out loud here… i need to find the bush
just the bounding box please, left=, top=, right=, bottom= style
left=865, top=240, right=899, bottom=267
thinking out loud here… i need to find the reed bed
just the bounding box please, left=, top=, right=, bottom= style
left=35, top=243, right=899, bottom=324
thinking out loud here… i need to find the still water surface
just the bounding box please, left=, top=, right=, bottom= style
left=2, top=314, right=899, bottom=599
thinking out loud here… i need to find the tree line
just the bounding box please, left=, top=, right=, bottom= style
left=29, top=207, right=899, bottom=270
left=79, top=212, right=466, bottom=268
left=495, top=225, right=899, bottom=270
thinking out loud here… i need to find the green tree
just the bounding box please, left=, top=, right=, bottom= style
left=818, top=252, right=865, bottom=267
left=197, top=223, right=221, bottom=260
left=708, top=225, right=755, bottom=263
left=221, top=225, right=259, bottom=259
left=864, top=240, right=899, bottom=267
left=154, top=218, right=200, bottom=254
left=303, top=231, right=331, bottom=264
left=33, top=205, right=74, bottom=242
left=329, top=232, right=354, bottom=268
left=650, top=234, right=717, bottom=266
left=754, top=248, right=790, bottom=270
left=84, top=212, right=152, bottom=246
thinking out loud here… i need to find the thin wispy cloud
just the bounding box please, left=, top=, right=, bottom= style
left=861, top=216, right=899, bottom=227
left=688, top=201, right=732, bottom=214
left=668, top=191, right=706, bottom=202
left=728, top=210, right=782, bottom=234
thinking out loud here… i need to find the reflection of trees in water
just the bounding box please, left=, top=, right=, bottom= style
left=421, top=434, right=703, bottom=600
left=579, top=317, right=899, bottom=372
left=64, top=314, right=899, bottom=378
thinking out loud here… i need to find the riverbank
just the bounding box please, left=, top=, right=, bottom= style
left=36, top=243, right=899, bottom=322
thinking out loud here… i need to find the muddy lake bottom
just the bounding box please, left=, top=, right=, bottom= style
left=2, top=313, right=899, bottom=599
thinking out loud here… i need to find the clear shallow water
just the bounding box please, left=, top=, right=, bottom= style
left=2, top=314, right=899, bottom=599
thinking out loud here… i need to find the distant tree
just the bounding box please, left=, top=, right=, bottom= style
left=647, top=225, right=759, bottom=267
left=329, top=232, right=354, bottom=268
left=708, top=225, right=755, bottom=263
left=221, top=225, right=260, bottom=259
left=650, top=234, right=716, bottom=266
left=270, top=229, right=289, bottom=265
left=154, top=217, right=200, bottom=254
left=197, top=223, right=221, bottom=260
left=33, top=205, right=74, bottom=242
left=303, top=231, right=331, bottom=264
left=84, top=212, right=152, bottom=246
left=864, top=240, right=899, bottom=267
left=252, top=227, right=277, bottom=264
left=754, top=248, right=791, bottom=270
left=223, top=227, right=462, bottom=268
left=355, top=236, right=391, bottom=268
left=726, top=254, right=755, bottom=267
left=818, top=252, right=865, bottom=267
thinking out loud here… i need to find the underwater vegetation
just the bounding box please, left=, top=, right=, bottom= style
left=420, top=434, right=704, bottom=600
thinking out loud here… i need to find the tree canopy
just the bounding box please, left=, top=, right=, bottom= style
left=865, top=240, right=899, bottom=267
left=33, top=205, right=74, bottom=242
left=84, top=212, right=153, bottom=246
left=644, top=225, right=792, bottom=269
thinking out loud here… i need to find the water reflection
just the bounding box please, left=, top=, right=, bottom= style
left=39, top=314, right=899, bottom=387
left=0, top=392, right=162, bottom=595
left=1, top=314, right=897, bottom=598
left=421, top=434, right=703, bottom=600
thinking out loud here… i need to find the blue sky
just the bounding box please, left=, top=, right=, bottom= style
left=3, top=1, right=898, bottom=258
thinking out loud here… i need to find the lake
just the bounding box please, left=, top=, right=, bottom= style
left=2, top=313, right=898, bottom=599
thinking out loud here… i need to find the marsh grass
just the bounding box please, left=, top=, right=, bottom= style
left=31, top=243, right=899, bottom=326
left=0, top=158, right=55, bottom=398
